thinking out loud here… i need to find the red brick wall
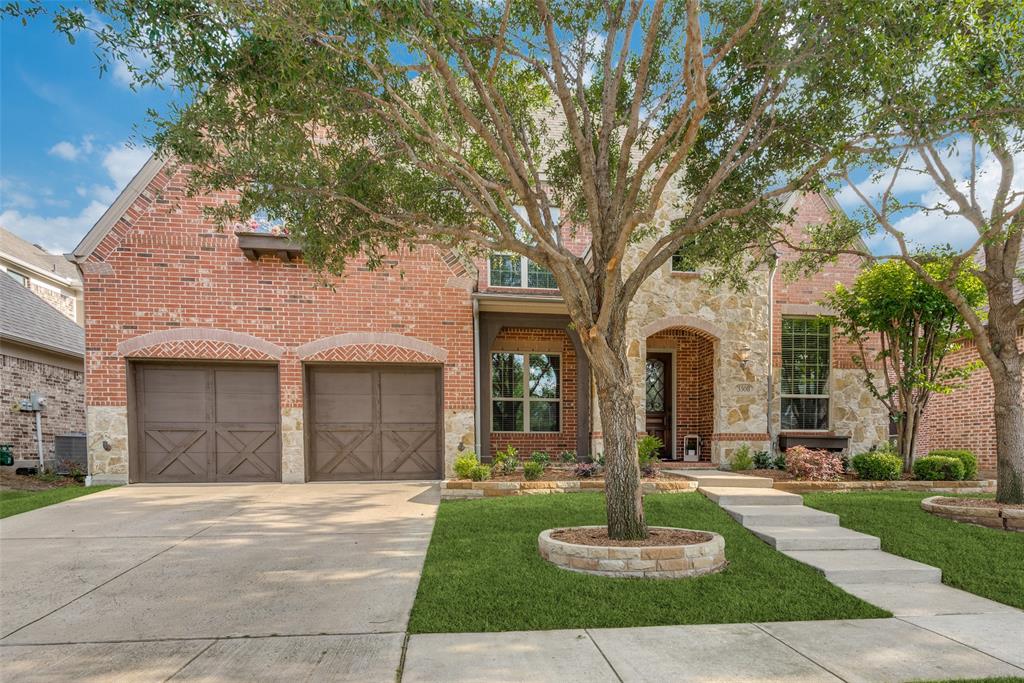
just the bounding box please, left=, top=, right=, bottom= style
left=488, top=327, right=578, bottom=458
left=915, top=333, right=1024, bottom=472
left=646, top=329, right=715, bottom=460
left=773, top=193, right=871, bottom=373
left=81, top=163, right=476, bottom=421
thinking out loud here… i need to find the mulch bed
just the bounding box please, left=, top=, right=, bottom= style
left=932, top=497, right=1024, bottom=510
left=551, top=526, right=711, bottom=547
left=488, top=468, right=667, bottom=482
left=0, top=469, right=81, bottom=492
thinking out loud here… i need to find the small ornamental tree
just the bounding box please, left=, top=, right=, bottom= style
left=825, top=259, right=986, bottom=470
left=8, top=0, right=915, bottom=537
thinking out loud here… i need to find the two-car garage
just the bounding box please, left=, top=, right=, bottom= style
left=131, top=362, right=443, bottom=483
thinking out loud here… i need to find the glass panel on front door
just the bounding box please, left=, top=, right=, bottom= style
left=645, top=358, right=665, bottom=412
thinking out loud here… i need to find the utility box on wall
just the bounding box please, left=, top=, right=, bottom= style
left=683, top=434, right=700, bottom=462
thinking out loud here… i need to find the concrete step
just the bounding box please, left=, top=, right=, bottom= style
left=784, top=549, right=942, bottom=584
left=701, top=487, right=802, bottom=506
left=723, top=505, right=839, bottom=528
left=749, top=526, right=881, bottom=551
left=671, top=470, right=774, bottom=489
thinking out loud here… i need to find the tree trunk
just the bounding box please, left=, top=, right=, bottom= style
left=898, top=409, right=917, bottom=472
left=588, top=342, right=647, bottom=540
left=991, top=350, right=1024, bottom=504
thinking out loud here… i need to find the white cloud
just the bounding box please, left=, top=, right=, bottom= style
left=2, top=141, right=152, bottom=253
left=102, top=143, right=151, bottom=188
left=47, top=135, right=97, bottom=162
left=0, top=200, right=108, bottom=253
left=48, top=141, right=81, bottom=161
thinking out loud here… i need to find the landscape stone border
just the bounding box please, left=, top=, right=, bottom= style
left=774, top=479, right=996, bottom=494
left=921, top=495, right=1024, bottom=532
left=440, top=479, right=697, bottom=500
left=538, top=526, right=726, bottom=579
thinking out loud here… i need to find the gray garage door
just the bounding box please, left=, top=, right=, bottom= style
left=308, top=365, right=443, bottom=481
left=133, top=363, right=281, bottom=483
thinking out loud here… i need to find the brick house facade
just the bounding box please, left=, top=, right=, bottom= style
left=71, top=156, right=888, bottom=484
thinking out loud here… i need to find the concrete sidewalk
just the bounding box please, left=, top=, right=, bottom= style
left=402, top=613, right=1024, bottom=682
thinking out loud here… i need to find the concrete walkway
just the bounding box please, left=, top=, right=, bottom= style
left=403, top=470, right=1024, bottom=682
left=0, top=482, right=439, bottom=682
left=402, top=615, right=1024, bottom=682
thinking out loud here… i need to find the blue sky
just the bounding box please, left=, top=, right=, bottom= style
left=1, top=12, right=1001, bottom=257
left=1, top=12, right=170, bottom=253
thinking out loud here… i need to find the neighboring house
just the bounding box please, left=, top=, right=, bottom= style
left=68, top=156, right=888, bottom=485
left=915, top=244, right=1024, bottom=472
left=0, top=273, right=86, bottom=465
left=1, top=227, right=84, bottom=324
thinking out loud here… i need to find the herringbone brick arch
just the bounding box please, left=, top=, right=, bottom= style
left=123, top=340, right=277, bottom=361
left=306, top=344, right=441, bottom=364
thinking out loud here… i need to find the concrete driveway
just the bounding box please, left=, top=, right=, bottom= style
left=0, top=481, right=439, bottom=682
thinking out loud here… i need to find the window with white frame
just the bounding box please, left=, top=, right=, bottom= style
left=781, top=317, right=831, bottom=430
left=488, top=253, right=557, bottom=288
left=491, top=352, right=561, bottom=432
left=5, top=269, right=29, bottom=287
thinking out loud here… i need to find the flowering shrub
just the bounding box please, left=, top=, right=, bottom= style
left=784, top=446, right=844, bottom=481
left=573, top=462, right=599, bottom=478
left=234, top=215, right=289, bottom=236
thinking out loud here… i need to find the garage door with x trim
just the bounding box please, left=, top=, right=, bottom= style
left=134, top=363, right=282, bottom=483
left=308, top=365, right=442, bottom=481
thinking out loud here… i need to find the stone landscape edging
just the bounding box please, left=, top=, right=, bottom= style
left=774, top=479, right=996, bottom=494
left=440, top=479, right=697, bottom=499
left=921, top=495, right=1024, bottom=531
left=538, top=526, right=727, bottom=579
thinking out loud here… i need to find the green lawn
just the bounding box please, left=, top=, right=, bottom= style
left=0, top=486, right=117, bottom=519
left=408, top=492, right=888, bottom=633
left=804, top=491, right=1024, bottom=609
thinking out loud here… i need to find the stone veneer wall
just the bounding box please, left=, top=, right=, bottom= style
left=1, top=353, right=85, bottom=462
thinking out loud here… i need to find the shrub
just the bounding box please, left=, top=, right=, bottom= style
left=492, top=446, right=519, bottom=475
left=592, top=452, right=605, bottom=467
left=729, top=445, right=754, bottom=471
left=529, top=451, right=551, bottom=469
left=468, top=464, right=492, bottom=482
left=573, top=462, right=598, bottom=478
left=928, top=449, right=977, bottom=480
left=772, top=452, right=787, bottom=470
left=637, top=435, right=663, bottom=476
left=752, top=450, right=773, bottom=470
left=453, top=454, right=479, bottom=479
left=913, top=455, right=965, bottom=481
left=559, top=450, right=577, bottom=465
left=785, top=446, right=844, bottom=481
left=850, top=451, right=902, bottom=481
left=523, top=461, right=544, bottom=480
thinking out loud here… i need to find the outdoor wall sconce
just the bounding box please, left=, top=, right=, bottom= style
left=737, top=345, right=752, bottom=370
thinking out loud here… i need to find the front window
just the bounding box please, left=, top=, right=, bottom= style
left=671, top=234, right=709, bottom=273
left=491, top=352, right=561, bottom=432
left=6, top=269, right=29, bottom=287
left=781, top=317, right=830, bottom=430
left=488, top=254, right=557, bottom=289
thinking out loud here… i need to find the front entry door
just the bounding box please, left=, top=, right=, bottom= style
left=645, top=352, right=672, bottom=459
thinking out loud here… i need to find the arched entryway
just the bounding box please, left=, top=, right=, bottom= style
left=644, top=327, right=717, bottom=462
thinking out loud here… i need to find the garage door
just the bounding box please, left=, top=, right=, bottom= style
left=133, top=363, right=281, bottom=483
left=308, top=365, right=442, bottom=481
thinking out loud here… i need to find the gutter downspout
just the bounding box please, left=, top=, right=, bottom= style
left=472, top=297, right=482, bottom=461
left=65, top=253, right=94, bottom=485
left=766, top=247, right=779, bottom=453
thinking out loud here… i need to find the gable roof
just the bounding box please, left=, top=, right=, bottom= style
left=68, top=153, right=169, bottom=261
left=0, top=273, right=85, bottom=358
left=1, top=227, right=81, bottom=284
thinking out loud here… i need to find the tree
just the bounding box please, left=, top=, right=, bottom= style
left=825, top=259, right=986, bottom=470
left=788, top=0, right=1024, bottom=503
left=14, top=0, right=904, bottom=537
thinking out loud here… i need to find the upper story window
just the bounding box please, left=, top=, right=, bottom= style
left=6, top=269, right=29, bottom=287
left=781, top=317, right=831, bottom=431
left=488, top=254, right=557, bottom=289
left=491, top=352, right=561, bottom=432
left=670, top=234, right=704, bottom=273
